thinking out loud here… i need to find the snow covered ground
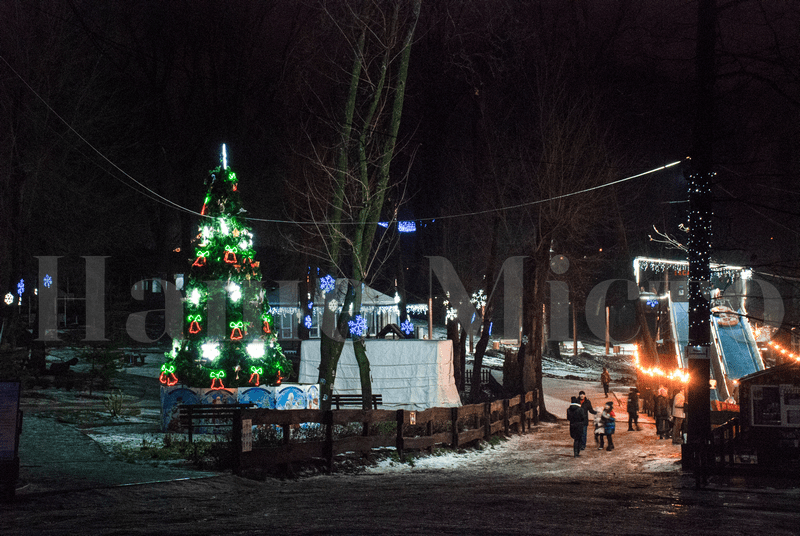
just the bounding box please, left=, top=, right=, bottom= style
left=33, top=337, right=653, bottom=476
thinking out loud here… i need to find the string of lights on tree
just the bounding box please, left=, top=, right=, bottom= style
left=161, top=146, right=291, bottom=390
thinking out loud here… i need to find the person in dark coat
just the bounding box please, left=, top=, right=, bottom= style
left=654, top=387, right=671, bottom=439
left=567, top=396, right=587, bottom=457
left=578, top=391, right=597, bottom=451
left=627, top=387, right=640, bottom=431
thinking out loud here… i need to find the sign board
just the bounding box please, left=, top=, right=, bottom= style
left=0, top=382, right=21, bottom=461
left=751, top=384, right=800, bottom=428
left=686, top=346, right=709, bottom=360
left=241, top=419, right=252, bottom=452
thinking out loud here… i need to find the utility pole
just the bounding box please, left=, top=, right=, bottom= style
left=686, top=0, right=716, bottom=476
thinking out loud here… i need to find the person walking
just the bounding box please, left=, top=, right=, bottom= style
left=672, top=388, right=685, bottom=444
left=567, top=396, right=587, bottom=457
left=601, top=401, right=616, bottom=451
left=578, top=391, right=597, bottom=451
left=601, top=368, right=611, bottom=398
left=654, top=387, right=671, bottom=439
left=627, top=387, right=640, bottom=431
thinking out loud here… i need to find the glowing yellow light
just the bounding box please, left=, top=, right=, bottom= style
left=632, top=345, right=690, bottom=383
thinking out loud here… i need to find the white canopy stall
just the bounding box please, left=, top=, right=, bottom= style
left=299, top=339, right=461, bottom=410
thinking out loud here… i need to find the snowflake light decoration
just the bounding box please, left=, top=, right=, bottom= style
left=470, top=289, right=487, bottom=309
left=17, top=279, right=24, bottom=296
left=328, top=298, right=340, bottom=312
left=304, top=315, right=313, bottom=329
left=320, top=275, right=335, bottom=294
left=348, top=315, right=367, bottom=337
left=43, top=274, right=53, bottom=288
left=4, top=293, right=13, bottom=305
left=401, top=319, right=414, bottom=335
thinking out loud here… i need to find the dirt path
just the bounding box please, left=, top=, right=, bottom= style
left=4, top=423, right=798, bottom=536
left=5, top=375, right=799, bottom=535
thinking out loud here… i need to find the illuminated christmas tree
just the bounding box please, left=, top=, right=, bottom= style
left=160, top=146, right=291, bottom=389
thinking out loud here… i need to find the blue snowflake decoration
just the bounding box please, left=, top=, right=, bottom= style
left=320, top=275, right=335, bottom=294
left=647, top=299, right=658, bottom=308
left=348, top=315, right=367, bottom=337
left=16, top=279, right=24, bottom=296
left=400, top=319, right=414, bottom=335
left=304, top=315, right=313, bottom=329
left=43, top=274, right=53, bottom=288
left=307, top=301, right=314, bottom=310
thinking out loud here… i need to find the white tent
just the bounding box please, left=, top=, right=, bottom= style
left=298, top=339, right=461, bottom=410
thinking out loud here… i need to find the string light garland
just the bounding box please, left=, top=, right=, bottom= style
left=768, top=341, right=800, bottom=362
left=632, top=346, right=690, bottom=383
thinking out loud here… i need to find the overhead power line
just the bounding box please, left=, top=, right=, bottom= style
left=1, top=52, right=680, bottom=227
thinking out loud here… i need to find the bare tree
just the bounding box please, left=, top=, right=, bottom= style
left=287, top=0, right=422, bottom=409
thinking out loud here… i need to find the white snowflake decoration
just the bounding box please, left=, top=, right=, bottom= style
left=470, top=289, right=487, bottom=308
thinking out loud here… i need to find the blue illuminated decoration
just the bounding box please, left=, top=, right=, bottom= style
left=307, top=301, right=314, bottom=310
left=488, top=322, right=493, bottom=336
left=401, top=319, right=414, bottom=335
left=348, top=315, right=367, bottom=337
left=320, top=275, right=335, bottom=294
left=398, top=221, right=416, bottom=233
left=16, top=279, right=24, bottom=296
left=377, top=222, right=389, bottom=228
left=43, top=274, right=53, bottom=288
left=647, top=299, right=658, bottom=308
left=304, top=315, right=313, bottom=329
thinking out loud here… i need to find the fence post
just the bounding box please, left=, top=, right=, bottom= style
left=484, top=402, right=491, bottom=441
left=231, top=408, right=242, bottom=475
left=396, top=409, right=405, bottom=462
left=451, top=406, right=460, bottom=448
left=186, top=406, right=194, bottom=443
left=533, top=389, right=540, bottom=425
left=324, top=410, right=334, bottom=473
left=503, top=399, right=510, bottom=436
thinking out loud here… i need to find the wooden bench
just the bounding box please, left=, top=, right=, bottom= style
left=179, top=403, right=254, bottom=442
left=330, top=393, right=383, bottom=409
left=127, top=353, right=146, bottom=366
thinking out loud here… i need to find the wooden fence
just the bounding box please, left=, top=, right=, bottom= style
left=228, top=390, right=538, bottom=474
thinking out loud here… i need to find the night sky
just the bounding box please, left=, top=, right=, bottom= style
left=2, top=1, right=799, bottom=315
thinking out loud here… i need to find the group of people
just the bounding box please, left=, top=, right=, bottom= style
left=567, top=377, right=686, bottom=456
left=566, top=391, right=616, bottom=457
left=653, top=386, right=685, bottom=444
